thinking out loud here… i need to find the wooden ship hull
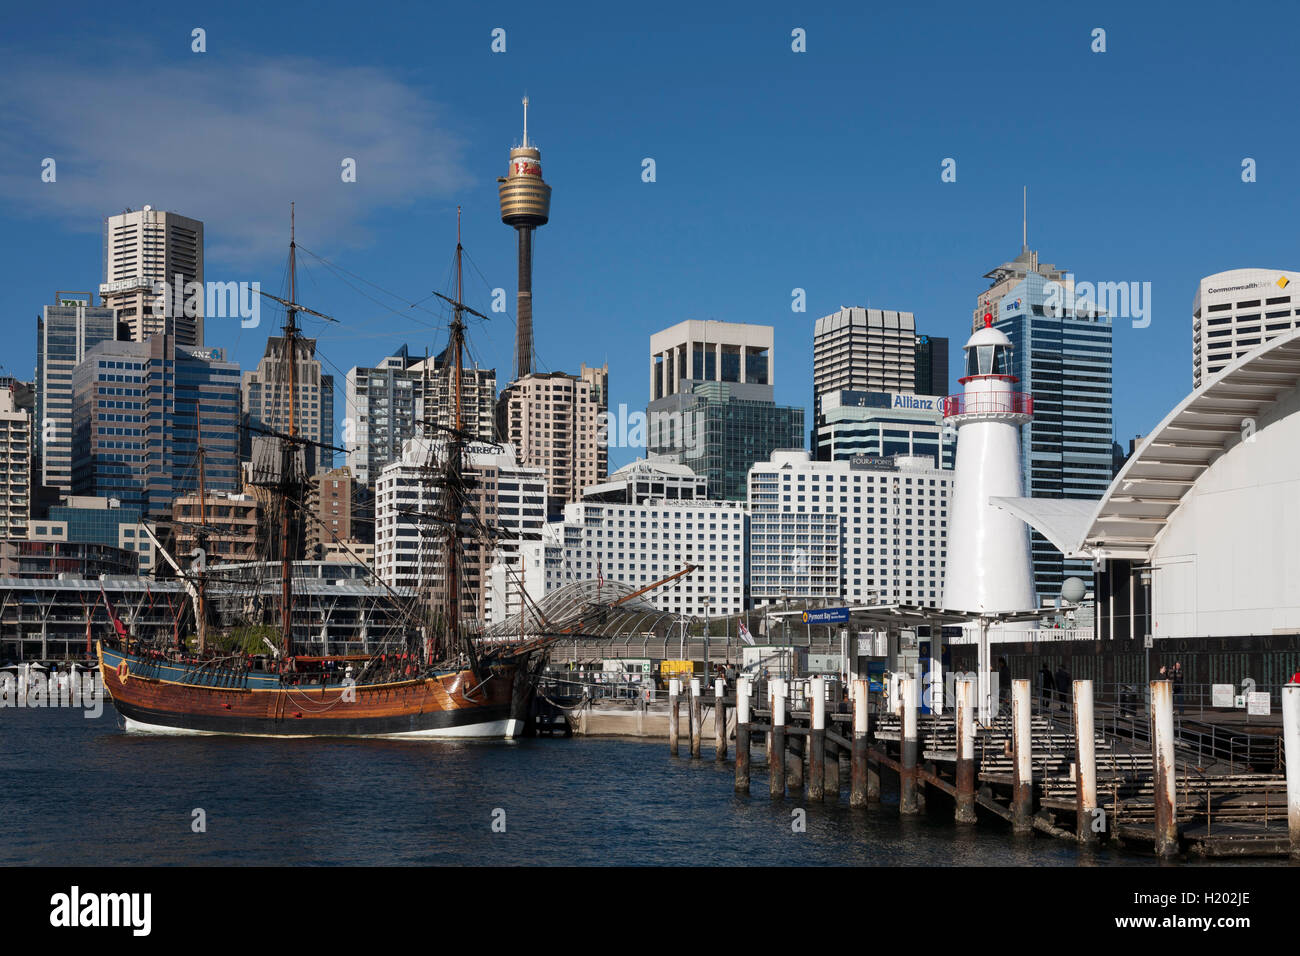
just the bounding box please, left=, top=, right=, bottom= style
left=98, top=643, right=528, bottom=739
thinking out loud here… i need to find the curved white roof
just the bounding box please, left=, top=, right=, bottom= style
left=993, top=329, right=1300, bottom=561
left=609, top=457, right=697, bottom=479
left=963, top=325, right=1013, bottom=350
left=1084, top=329, right=1300, bottom=558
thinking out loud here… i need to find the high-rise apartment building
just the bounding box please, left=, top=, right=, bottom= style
left=345, top=345, right=497, bottom=486
left=496, top=364, right=607, bottom=514
left=304, top=466, right=358, bottom=560
left=100, top=206, right=204, bottom=348
left=647, top=321, right=803, bottom=501
left=1192, top=269, right=1300, bottom=388
left=173, top=492, right=262, bottom=563
left=975, top=244, right=1114, bottom=603
left=70, top=336, right=241, bottom=518
left=0, top=387, right=32, bottom=540
left=242, top=336, right=335, bottom=475
left=36, top=296, right=118, bottom=495
left=747, top=450, right=952, bottom=607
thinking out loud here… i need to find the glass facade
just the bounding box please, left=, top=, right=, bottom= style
left=647, top=381, right=804, bottom=501
left=71, top=336, right=239, bottom=517
left=992, top=272, right=1114, bottom=603
left=37, top=303, right=117, bottom=493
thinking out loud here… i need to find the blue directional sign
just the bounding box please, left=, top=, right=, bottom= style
left=801, top=607, right=850, bottom=625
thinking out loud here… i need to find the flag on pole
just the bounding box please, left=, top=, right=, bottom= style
left=738, top=621, right=755, bottom=646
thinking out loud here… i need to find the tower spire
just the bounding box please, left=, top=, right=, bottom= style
left=1022, top=186, right=1027, bottom=250
left=522, top=96, right=529, bottom=148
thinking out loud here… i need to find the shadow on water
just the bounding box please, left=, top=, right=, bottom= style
left=0, top=709, right=1281, bottom=866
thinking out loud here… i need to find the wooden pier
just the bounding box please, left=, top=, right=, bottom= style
left=707, top=677, right=1300, bottom=860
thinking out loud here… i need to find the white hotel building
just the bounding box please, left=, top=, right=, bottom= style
left=748, top=450, right=952, bottom=607
left=488, top=460, right=747, bottom=622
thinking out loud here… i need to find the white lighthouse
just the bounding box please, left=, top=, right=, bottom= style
left=942, top=314, right=1036, bottom=614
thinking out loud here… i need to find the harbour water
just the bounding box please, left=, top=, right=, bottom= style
left=0, top=702, right=1270, bottom=867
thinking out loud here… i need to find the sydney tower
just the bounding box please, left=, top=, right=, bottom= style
left=497, top=97, right=552, bottom=381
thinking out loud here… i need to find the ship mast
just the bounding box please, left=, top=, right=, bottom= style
left=428, top=208, right=492, bottom=674
left=195, top=404, right=208, bottom=654
left=282, top=203, right=298, bottom=658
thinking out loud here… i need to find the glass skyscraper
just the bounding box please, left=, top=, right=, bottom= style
left=71, top=335, right=240, bottom=517
left=648, top=381, right=804, bottom=502
left=974, top=246, right=1115, bottom=603
left=37, top=298, right=118, bottom=494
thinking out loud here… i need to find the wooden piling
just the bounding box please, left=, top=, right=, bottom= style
left=689, top=677, right=702, bottom=759
left=851, top=679, right=869, bottom=808
left=955, top=678, right=976, bottom=824
left=770, top=679, right=787, bottom=799
left=735, top=676, right=751, bottom=794
left=1012, top=678, right=1032, bottom=833
left=1151, top=679, right=1178, bottom=857
left=714, top=677, right=728, bottom=761
left=809, top=677, right=826, bottom=802
left=668, top=678, right=680, bottom=756
left=788, top=733, right=805, bottom=792
left=1073, top=679, right=1099, bottom=844
left=1284, top=683, right=1299, bottom=860
left=900, top=676, right=919, bottom=815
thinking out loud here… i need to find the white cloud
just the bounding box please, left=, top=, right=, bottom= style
left=0, top=55, right=470, bottom=263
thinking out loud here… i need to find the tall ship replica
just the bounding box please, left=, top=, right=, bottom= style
left=97, top=209, right=552, bottom=738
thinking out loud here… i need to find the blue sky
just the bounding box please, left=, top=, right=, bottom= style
left=2, top=1, right=1299, bottom=469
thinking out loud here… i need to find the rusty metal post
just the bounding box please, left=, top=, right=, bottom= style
left=689, top=677, right=702, bottom=759
left=809, top=676, right=826, bottom=802
left=1151, top=679, right=1178, bottom=857
left=900, top=676, right=919, bottom=815
left=668, top=678, right=680, bottom=756
left=770, top=679, right=787, bottom=799
left=735, top=676, right=751, bottom=793
left=955, top=678, right=976, bottom=824
left=851, top=679, right=869, bottom=808
left=1012, top=678, right=1032, bottom=833
left=714, top=677, right=727, bottom=761
left=1282, top=683, right=1299, bottom=859
left=1074, top=679, right=1099, bottom=843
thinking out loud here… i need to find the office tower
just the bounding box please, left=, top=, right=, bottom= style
left=747, top=450, right=952, bottom=606
left=814, top=389, right=953, bottom=468
left=0, top=387, right=32, bottom=539
left=496, top=364, right=607, bottom=514
left=648, top=320, right=803, bottom=501
left=374, top=439, right=546, bottom=622
left=36, top=295, right=118, bottom=495
left=813, top=308, right=918, bottom=397
left=914, top=334, right=949, bottom=396
left=70, top=336, right=240, bottom=518
left=975, top=243, right=1114, bottom=603
left=1192, top=269, right=1300, bottom=388
left=242, top=335, right=335, bottom=474
left=811, top=309, right=947, bottom=460
left=345, top=345, right=496, bottom=486
left=101, top=206, right=205, bottom=348
left=498, top=98, right=552, bottom=380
